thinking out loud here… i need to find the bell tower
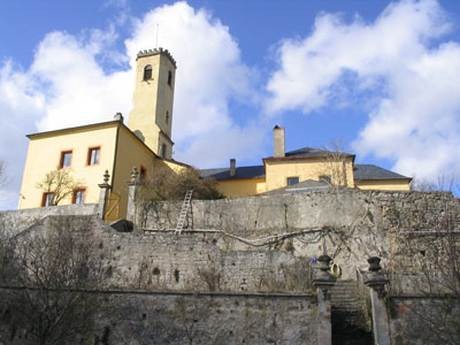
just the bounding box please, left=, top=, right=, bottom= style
left=128, top=48, right=176, bottom=159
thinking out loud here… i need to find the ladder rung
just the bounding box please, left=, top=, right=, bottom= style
left=175, top=189, right=194, bottom=232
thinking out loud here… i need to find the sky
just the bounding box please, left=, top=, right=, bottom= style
left=1, top=0, right=460, bottom=209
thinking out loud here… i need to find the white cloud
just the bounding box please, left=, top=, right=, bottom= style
left=0, top=1, right=262, bottom=209
left=265, top=0, right=460, bottom=182
left=124, top=1, right=260, bottom=165
left=31, top=29, right=133, bottom=131
left=0, top=60, right=45, bottom=209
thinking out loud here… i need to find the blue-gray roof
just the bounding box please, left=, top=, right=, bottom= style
left=354, top=164, right=411, bottom=181
left=284, top=147, right=355, bottom=159
left=199, top=165, right=265, bottom=180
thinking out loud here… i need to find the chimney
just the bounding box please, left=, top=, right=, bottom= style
left=273, top=125, right=285, bottom=157
left=230, top=158, right=236, bottom=177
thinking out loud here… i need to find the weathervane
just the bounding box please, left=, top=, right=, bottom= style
left=155, top=23, right=159, bottom=48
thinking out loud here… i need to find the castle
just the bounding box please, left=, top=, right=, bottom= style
left=2, top=47, right=458, bottom=345
left=18, top=48, right=412, bottom=221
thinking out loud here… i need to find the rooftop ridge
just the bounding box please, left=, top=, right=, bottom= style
left=136, top=47, right=177, bottom=68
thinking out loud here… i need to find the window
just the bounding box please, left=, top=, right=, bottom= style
left=59, top=150, right=72, bottom=169
left=41, top=192, right=55, bottom=207
left=87, top=147, right=101, bottom=165
left=286, top=176, right=299, bottom=186
left=167, top=70, right=172, bottom=86
left=161, top=144, right=167, bottom=158
left=72, top=188, right=86, bottom=205
left=165, top=111, right=169, bottom=124
left=143, top=65, right=152, bottom=80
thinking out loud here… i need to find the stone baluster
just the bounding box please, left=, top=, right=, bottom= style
left=127, top=167, right=141, bottom=224
left=313, top=255, right=336, bottom=345
left=364, top=256, right=391, bottom=345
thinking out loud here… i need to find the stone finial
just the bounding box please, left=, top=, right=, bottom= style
left=313, top=255, right=336, bottom=296
left=98, top=170, right=111, bottom=188
left=364, top=256, right=389, bottom=297
left=114, top=112, right=124, bottom=122
left=103, top=170, right=110, bottom=184
left=368, top=256, right=382, bottom=271
left=129, top=167, right=140, bottom=185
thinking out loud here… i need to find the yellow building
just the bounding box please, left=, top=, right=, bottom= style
left=18, top=46, right=412, bottom=216
left=199, top=126, right=412, bottom=197
left=18, top=48, right=187, bottom=220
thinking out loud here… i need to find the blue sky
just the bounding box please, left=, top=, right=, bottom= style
left=1, top=0, right=460, bottom=209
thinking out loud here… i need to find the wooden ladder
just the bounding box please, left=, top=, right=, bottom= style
left=175, top=189, right=193, bottom=234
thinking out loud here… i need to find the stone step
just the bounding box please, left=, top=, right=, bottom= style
left=330, top=280, right=367, bottom=313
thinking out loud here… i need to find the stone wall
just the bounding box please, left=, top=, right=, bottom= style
left=1, top=190, right=459, bottom=344
left=15, top=215, right=314, bottom=294
left=0, top=289, right=317, bottom=345
left=135, top=190, right=460, bottom=234
left=95, top=291, right=317, bottom=345
left=389, top=297, right=460, bottom=345
left=133, top=190, right=460, bottom=280
left=0, top=214, right=320, bottom=345
left=0, top=204, right=98, bottom=237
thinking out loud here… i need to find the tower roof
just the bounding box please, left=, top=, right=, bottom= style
left=136, top=47, right=177, bottom=68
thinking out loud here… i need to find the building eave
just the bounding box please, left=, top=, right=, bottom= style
left=26, top=120, right=122, bottom=139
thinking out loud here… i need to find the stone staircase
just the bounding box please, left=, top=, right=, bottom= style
left=330, top=280, right=373, bottom=345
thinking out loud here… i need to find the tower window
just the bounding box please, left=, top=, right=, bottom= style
left=59, top=150, right=72, bottom=169
left=167, top=70, right=172, bottom=86
left=161, top=144, right=167, bottom=158
left=166, top=111, right=169, bottom=124
left=143, top=65, right=152, bottom=80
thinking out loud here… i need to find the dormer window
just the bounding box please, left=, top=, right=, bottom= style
left=167, top=70, right=172, bottom=86
left=143, top=65, right=152, bottom=80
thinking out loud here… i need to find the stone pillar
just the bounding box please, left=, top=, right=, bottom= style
left=127, top=167, right=141, bottom=224
left=98, top=170, right=111, bottom=220
left=313, top=255, right=336, bottom=345
left=364, top=257, right=391, bottom=345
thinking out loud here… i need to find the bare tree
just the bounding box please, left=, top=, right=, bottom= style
left=322, top=141, right=351, bottom=189
left=36, top=169, right=80, bottom=205
left=139, top=168, right=223, bottom=202
left=411, top=174, right=459, bottom=195
left=0, top=216, right=104, bottom=345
